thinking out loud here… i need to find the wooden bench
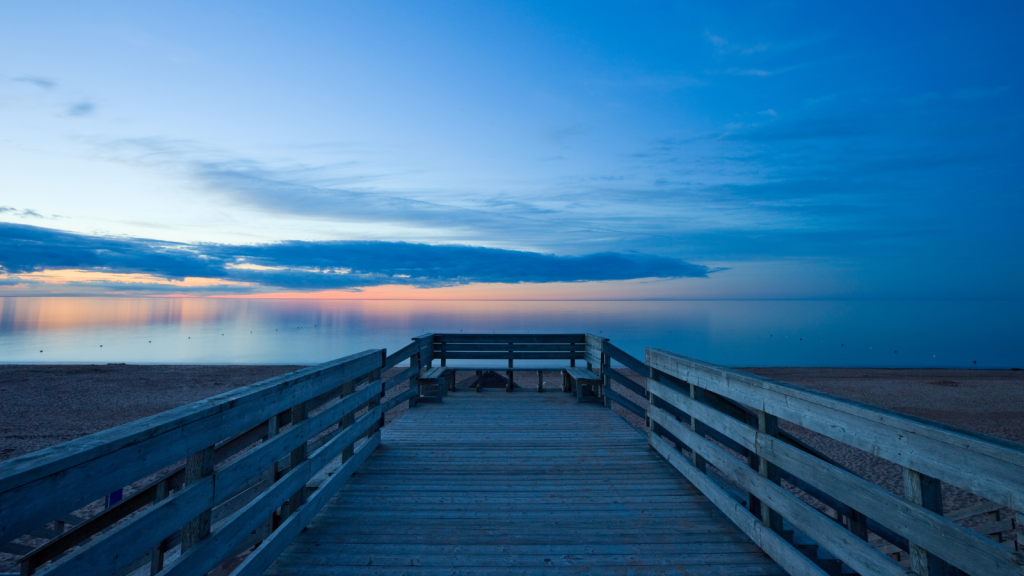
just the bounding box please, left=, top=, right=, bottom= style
left=415, top=366, right=453, bottom=403
left=443, top=366, right=568, bottom=392
left=562, top=366, right=603, bottom=403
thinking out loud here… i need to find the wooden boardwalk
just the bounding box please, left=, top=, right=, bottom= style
left=267, top=390, right=785, bottom=576
left=6, top=334, right=1021, bottom=576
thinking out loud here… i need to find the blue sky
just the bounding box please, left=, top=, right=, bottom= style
left=1, top=1, right=1021, bottom=299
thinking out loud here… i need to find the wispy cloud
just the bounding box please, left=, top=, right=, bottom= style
left=545, top=124, right=586, bottom=147
left=723, top=115, right=872, bottom=142
left=0, top=207, right=45, bottom=218
left=902, top=86, right=1009, bottom=105
left=96, top=138, right=675, bottom=254
left=67, top=101, right=95, bottom=116
left=705, top=32, right=769, bottom=55
left=14, top=76, right=57, bottom=89
left=724, top=64, right=806, bottom=77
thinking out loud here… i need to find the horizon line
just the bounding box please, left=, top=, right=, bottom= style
left=1, top=295, right=1022, bottom=303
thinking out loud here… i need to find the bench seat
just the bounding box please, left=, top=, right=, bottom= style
left=562, top=367, right=603, bottom=403
left=415, top=366, right=454, bottom=403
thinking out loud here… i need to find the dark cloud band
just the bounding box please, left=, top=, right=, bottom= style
left=0, top=222, right=714, bottom=291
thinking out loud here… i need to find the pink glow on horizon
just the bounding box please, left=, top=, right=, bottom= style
left=211, top=278, right=695, bottom=301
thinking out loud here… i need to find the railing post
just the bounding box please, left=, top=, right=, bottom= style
left=378, top=375, right=387, bottom=430
left=602, top=352, right=611, bottom=408
left=368, top=368, right=382, bottom=436
left=745, top=411, right=762, bottom=519
left=507, top=342, right=514, bottom=392
left=410, top=351, right=421, bottom=404
left=341, top=378, right=356, bottom=462
left=284, top=400, right=309, bottom=518
left=756, top=410, right=784, bottom=536
left=903, top=467, right=949, bottom=576
left=689, top=385, right=708, bottom=473
left=264, top=411, right=284, bottom=534
left=646, top=370, right=654, bottom=429
left=180, top=445, right=215, bottom=551
left=148, top=479, right=170, bottom=574
left=847, top=510, right=869, bottom=541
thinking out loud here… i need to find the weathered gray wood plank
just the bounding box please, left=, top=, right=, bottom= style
left=268, top=387, right=784, bottom=576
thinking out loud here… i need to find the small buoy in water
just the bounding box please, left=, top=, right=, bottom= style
left=974, top=360, right=977, bottom=364
left=841, top=344, right=844, bottom=346
left=149, top=341, right=151, bottom=343
left=40, top=350, right=43, bottom=353
left=100, top=345, right=103, bottom=347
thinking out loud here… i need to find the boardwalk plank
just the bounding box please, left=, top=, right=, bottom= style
left=268, top=390, right=784, bottom=576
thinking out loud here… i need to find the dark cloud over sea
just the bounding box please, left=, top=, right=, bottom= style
left=0, top=222, right=716, bottom=292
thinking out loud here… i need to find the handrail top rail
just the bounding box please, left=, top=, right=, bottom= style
left=646, top=347, right=1024, bottom=461
left=0, top=348, right=386, bottom=493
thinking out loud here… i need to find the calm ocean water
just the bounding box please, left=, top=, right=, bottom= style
left=0, top=297, right=1020, bottom=368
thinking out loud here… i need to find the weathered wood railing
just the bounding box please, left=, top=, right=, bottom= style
left=2, top=334, right=1021, bottom=576
left=645, top=347, right=1024, bottom=576
left=0, top=340, right=433, bottom=576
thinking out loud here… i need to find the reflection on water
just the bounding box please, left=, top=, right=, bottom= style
left=0, top=297, right=1020, bottom=368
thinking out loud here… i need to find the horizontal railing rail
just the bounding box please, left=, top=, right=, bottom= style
left=645, top=364, right=911, bottom=554
left=646, top=347, right=1024, bottom=576
left=0, top=347, right=410, bottom=576
left=596, top=339, right=647, bottom=418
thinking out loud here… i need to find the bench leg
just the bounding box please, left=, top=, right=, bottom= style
left=537, top=370, right=543, bottom=393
